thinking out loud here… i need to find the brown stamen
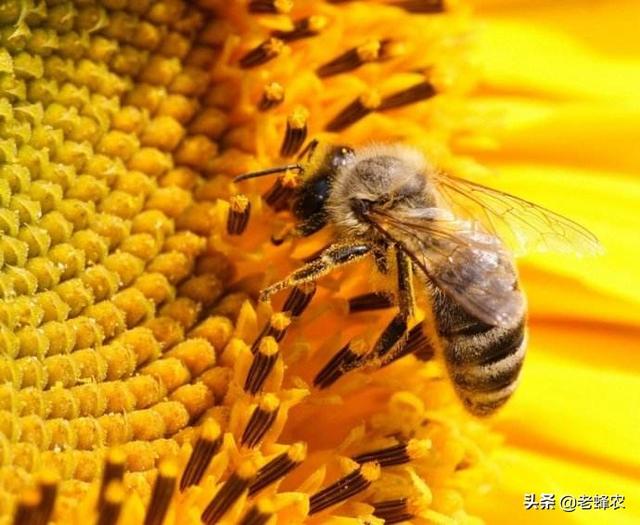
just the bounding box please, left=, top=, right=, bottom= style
left=352, top=439, right=430, bottom=467
left=241, top=394, right=280, bottom=448
left=248, top=0, right=293, bottom=14
left=262, top=170, right=300, bottom=211
left=259, top=82, right=285, bottom=111
left=272, top=16, right=327, bottom=42
left=239, top=499, right=274, bottom=525
left=325, top=91, right=380, bottom=132
left=96, top=482, right=124, bottom=525
left=372, top=498, right=412, bottom=524
left=249, top=442, right=307, bottom=496
left=33, top=471, right=57, bottom=525
left=282, top=281, right=316, bottom=317
left=317, top=39, right=391, bottom=77
left=280, top=107, right=309, bottom=157
left=384, top=322, right=434, bottom=365
left=180, top=420, right=223, bottom=491
left=240, top=38, right=285, bottom=69
left=244, top=337, right=280, bottom=395
left=144, top=460, right=177, bottom=525
left=314, top=338, right=368, bottom=389
left=12, top=489, right=40, bottom=525
left=371, top=313, right=407, bottom=359
left=201, top=462, right=256, bottom=525
left=227, top=195, right=251, bottom=235
left=251, top=313, right=291, bottom=354
left=379, top=81, right=436, bottom=110
left=392, top=0, right=445, bottom=14
left=348, top=291, right=394, bottom=313
left=97, top=448, right=125, bottom=511
left=309, top=462, right=380, bottom=515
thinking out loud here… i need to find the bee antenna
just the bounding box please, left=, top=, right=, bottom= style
left=233, top=163, right=304, bottom=183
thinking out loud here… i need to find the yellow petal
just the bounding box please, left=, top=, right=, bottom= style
left=472, top=1, right=640, bottom=100
left=463, top=101, right=640, bottom=175
left=468, top=445, right=640, bottom=525
left=496, top=320, right=640, bottom=476
left=473, top=0, right=640, bottom=58
left=522, top=267, right=640, bottom=327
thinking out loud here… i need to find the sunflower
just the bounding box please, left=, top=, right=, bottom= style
left=462, top=1, right=640, bottom=523
left=0, top=1, right=637, bottom=525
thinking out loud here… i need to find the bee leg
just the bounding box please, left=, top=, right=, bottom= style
left=395, top=247, right=415, bottom=321
left=379, top=249, right=437, bottom=365
left=370, top=248, right=416, bottom=362
left=315, top=249, right=422, bottom=386
left=259, top=243, right=371, bottom=302
left=372, top=242, right=389, bottom=274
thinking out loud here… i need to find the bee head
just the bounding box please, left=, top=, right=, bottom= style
left=290, top=144, right=355, bottom=234
left=233, top=140, right=356, bottom=237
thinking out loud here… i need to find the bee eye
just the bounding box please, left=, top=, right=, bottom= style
left=293, top=176, right=331, bottom=220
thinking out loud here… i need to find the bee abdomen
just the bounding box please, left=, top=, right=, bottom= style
left=443, top=321, right=526, bottom=416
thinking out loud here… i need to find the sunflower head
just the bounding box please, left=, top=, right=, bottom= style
left=0, top=0, right=584, bottom=524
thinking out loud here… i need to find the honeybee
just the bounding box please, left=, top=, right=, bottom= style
left=234, top=142, right=602, bottom=415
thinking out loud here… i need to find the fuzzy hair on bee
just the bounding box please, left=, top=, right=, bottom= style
left=327, top=144, right=437, bottom=236
left=234, top=141, right=602, bottom=416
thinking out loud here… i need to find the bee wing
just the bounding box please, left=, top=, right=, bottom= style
left=432, top=173, right=603, bottom=256
left=370, top=209, right=524, bottom=326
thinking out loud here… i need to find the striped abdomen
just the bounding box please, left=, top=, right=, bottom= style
left=430, top=288, right=527, bottom=416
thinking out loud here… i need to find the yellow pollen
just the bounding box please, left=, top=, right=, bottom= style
left=201, top=419, right=222, bottom=442
left=287, top=106, right=309, bottom=130
left=274, top=0, right=294, bottom=14
left=407, top=438, right=432, bottom=459
left=407, top=494, right=431, bottom=517
left=104, top=480, right=125, bottom=505
left=258, top=336, right=280, bottom=357
left=360, top=461, right=382, bottom=483
left=287, top=442, right=308, bottom=462
left=281, top=169, right=301, bottom=188
left=17, top=487, right=41, bottom=508
left=259, top=393, right=280, bottom=412
left=106, top=447, right=126, bottom=467
left=237, top=461, right=259, bottom=481
left=158, top=458, right=178, bottom=479
left=38, top=468, right=59, bottom=486
left=383, top=40, right=407, bottom=59
left=270, top=312, right=291, bottom=331
left=360, top=91, right=382, bottom=109
left=308, top=15, right=328, bottom=32
left=357, top=40, right=382, bottom=62
left=255, top=497, right=275, bottom=514
left=263, top=82, right=285, bottom=102
left=265, top=37, right=286, bottom=55
left=230, top=194, right=250, bottom=213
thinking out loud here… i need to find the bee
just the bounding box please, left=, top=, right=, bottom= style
left=234, top=141, right=602, bottom=416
